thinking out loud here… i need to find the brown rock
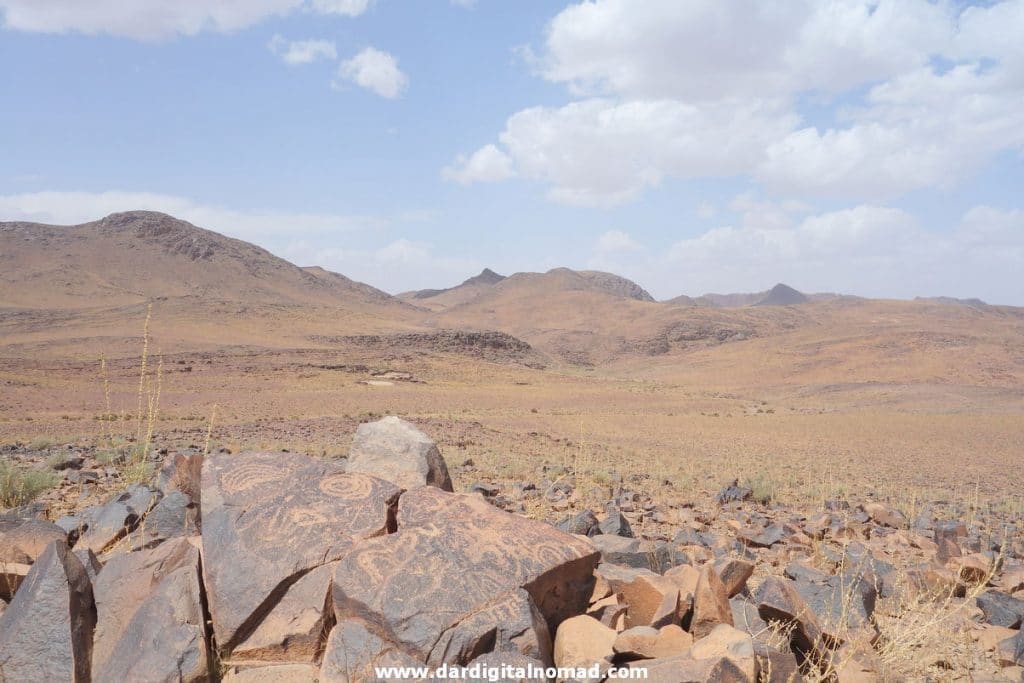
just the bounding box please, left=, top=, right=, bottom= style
left=346, top=416, right=453, bottom=491
left=0, top=540, right=95, bottom=682
left=554, top=615, right=617, bottom=669
left=996, top=629, right=1024, bottom=666
left=597, top=563, right=681, bottom=628
left=201, top=451, right=401, bottom=654
left=332, top=486, right=598, bottom=667
left=0, top=560, right=30, bottom=601
left=319, top=619, right=423, bottom=682
left=755, top=576, right=829, bottom=666
left=223, top=664, right=320, bottom=682
left=628, top=654, right=751, bottom=682
left=860, top=502, right=907, bottom=529
left=973, top=624, right=1018, bottom=653
left=715, top=558, right=755, bottom=598
left=231, top=562, right=336, bottom=663
left=948, top=552, right=993, bottom=585
left=157, top=452, right=204, bottom=502
left=91, top=536, right=210, bottom=682
left=0, top=517, right=67, bottom=563
left=690, top=624, right=759, bottom=680
left=691, top=564, right=734, bottom=639
left=665, top=563, right=701, bottom=604
left=614, top=624, right=692, bottom=659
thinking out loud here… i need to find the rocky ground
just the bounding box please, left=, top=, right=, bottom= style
left=1, top=418, right=1023, bottom=682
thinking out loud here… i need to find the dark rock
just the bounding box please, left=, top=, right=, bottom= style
left=755, top=577, right=830, bottom=666
left=52, top=455, right=85, bottom=471
left=557, top=509, right=600, bottom=536
left=714, top=558, right=755, bottom=598
left=92, top=537, right=210, bottom=681
left=599, top=507, right=634, bottom=538
left=156, top=452, right=204, bottom=502
left=589, top=534, right=672, bottom=572
left=737, top=523, right=787, bottom=548
left=468, top=481, right=499, bottom=497
left=0, top=540, right=95, bottom=682
left=716, top=479, right=752, bottom=505
left=976, top=590, right=1024, bottom=628
left=201, top=451, right=401, bottom=656
left=139, top=490, right=200, bottom=547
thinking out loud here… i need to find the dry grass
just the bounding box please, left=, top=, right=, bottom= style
left=0, top=461, right=57, bottom=508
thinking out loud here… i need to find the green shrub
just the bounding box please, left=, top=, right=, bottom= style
left=0, top=461, right=58, bottom=508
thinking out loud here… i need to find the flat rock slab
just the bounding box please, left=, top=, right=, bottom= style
left=331, top=486, right=599, bottom=668
left=347, top=416, right=454, bottom=492
left=0, top=517, right=67, bottom=563
left=0, top=540, right=95, bottom=682
left=201, top=451, right=401, bottom=654
left=91, top=537, right=210, bottom=682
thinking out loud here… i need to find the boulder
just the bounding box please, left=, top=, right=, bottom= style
left=157, top=452, right=204, bottom=501
left=91, top=537, right=210, bottom=682
left=689, top=624, right=758, bottom=680
left=996, top=629, right=1024, bottom=666
left=755, top=577, right=830, bottom=666
left=691, top=565, right=734, bottom=639
left=976, top=590, right=1024, bottom=628
left=76, top=485, right=161, bottom=555
left=138, top=490, right=200, bottom=547
left=0, top=517, right=67, bottom=563
left=737, top=523, right=788, bottom=549
left=627, top=654, right=751, bottom=682
left=599, top=507, right=634, bottom=538
left=557, top=510, right=599, bottom=536
left=791, top=571, right=877, bottom=645
left=201, top=451, right=401, bottom=655
left=319, top=619, right=422, bottom=682
left=589, top=534, right=671, bottom=572
left=224, top=664, right=320, bottom=682
left=613, top=624, right=692, bottom=659
left=0, top=540, right=95, bottom=682
left=860, top=502, right=907, bottom=529
left=554, top=615, right=617, bottom=669
left=331, top=486, right=599, bottom=667
left=597, top=563, right=682, bottom=628
left=715, top=558, right=755, bottom=598
left=346, top=416, right=453, bottom=491
left=0, top=560, right=30, bottom=601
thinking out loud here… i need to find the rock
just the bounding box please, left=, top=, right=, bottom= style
left=464, top=652, right=549, bottom=682
left=55, top=515, right=88, bottom=544
left=0, top=517, right=67, bottom=563
left=689, top=624, right=757, bottom=680
left=319, top=619, right=423, bottom=682
left=554, top=615, right=617, bottom=669
left=973, top=624, right=1018, bottom=653
left=73, top=547, right=102, bottom=583
left=589, top=534, right=671, bottom=572
left=715, top=558, right=755, bottom=598
left=156, top=452, right=204, bottom=501
left=613, top=624, right=692, bottom=659
left=999, top=565, right=1024, bottom=594
left=792, top=571, right=877, bottom=645
left=755, top=576, right=829, bottom=666
left=75, top=500, right=138, bottom=554
left=599, top=507, right=634, bottom=538
left=346, top=415, right=453, bottom=491
left=201, top=451, right=401, bottom=655
left=729, top=597, right=768, bottom=639
left=996, top=629, right=1024, bottom=666
left=976, top=590, right=1024, bottom=628
left=557, top=509, right=600, bottom=536
left=716, top=480, right=753, bottom=505
left=949, top=552, right=993, bottom=585
left=0, top=561, right=30, bottom=601
left=138, top=490, right=200, bottom=547
left=627, top=654, right=751, bottom=682
left=232, top=562, right=335, bottom=663
left=468, top=481, right=499, bottom=497
left=332, top=485, right=599, bottom=667
left=51, top=454, right=85, bottom=471
left=224, top=664, right=321, bottom=682
left=737, top=523, right=788, bottom=548
left=598, top=563, right=682, bottom=628
left=91, top=537, right=210, bottom=682
left=860, top=502, right=907, bottom=529
left=691, top=564, right=733, bottom=639
left=0, top=540, right=95, bottom=682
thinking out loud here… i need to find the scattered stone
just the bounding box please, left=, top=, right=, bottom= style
left=599, top=506, right=634, bottom=538
left=691, top=564, right=734, bottom=639
left=976, top=590, right=1024, bottom=628
left=201, top=451, right=401, bottom=655
left=468, top=481, right=499, bottom=497
left=558, top=509, right=600, bottom=536
left=714, top=557, right=755, bottom=598
left=613, top=624, right=692, bottom=659
left=755, top=576, right=829, bottom=666
left=554, top=615, right=616, bottom=669
left=716, top=479, right=753, bottom=505
left=950, top=552, right=993, bottom=585
left=689, top=624, right=757, bottom=680
left=0, top=540, right=96, bottom=682
left=860, top=502, right=908, bottom=529
left=589, top=534, right=671, bottom=572
left=737, top=523, right=787, bottom=548
left=0, top=561, right=30, bottom=601
left=346, top=415, right=454, bottom=491
left=598, top=563, right=682, bottom=628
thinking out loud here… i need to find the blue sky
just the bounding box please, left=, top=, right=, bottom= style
left=1, top=0, right=1022, bottom=303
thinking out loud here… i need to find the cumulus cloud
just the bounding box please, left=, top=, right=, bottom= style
left=442, top=144, right=515, bottom=185
left=0, top=0, right=373, bottom=40
left=268, top=35, right=336, bottom=65
left=659, top=205, right=1024, bottom=304
left=596, top=230, right=640, bottom=253
left=448, top=0, right=1024, bottom=206
left=335, top=47, right=408, bottom=99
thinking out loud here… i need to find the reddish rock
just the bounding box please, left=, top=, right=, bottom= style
left=597, top=563, right=682, bottom=628
left=0, top=560, right=30, bottom=601
left=755, top=576, right=830, bottom=666
left=691, top=565, right=734, bottom=639
left=0, top=540, right=95, bottom=682
left=860, top=503, right=908, bottom=529
left=715, top=558, right=755, bottom=598
left=0, top=517, right=67, bottom=563
left=554, top=615, right=617, bottom=669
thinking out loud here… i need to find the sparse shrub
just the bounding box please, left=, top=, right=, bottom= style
left=0, top=461, right=58, bottom=508
left=744, top=473, right=776, bottom=504
left=27, top=435, right=57, bottom=451
left=45, top=451, right=73, bottom=470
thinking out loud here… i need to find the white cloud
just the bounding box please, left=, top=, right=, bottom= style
left=659, top=205, right=1024, bottom=304
left=442, top=144, right=515, bottom=185
left=0, top=190, right=384, bottom=240
left=695, top=202, right=716, bottom=219
left=0, top=0, right=373, bottom=40
left=268, top=35, right=336, bottom=65
left=596, top=230, right=640, bottom=253
left=449, top=0, right=1024, bottom=206
left=335, top=47, right=408, bottom=99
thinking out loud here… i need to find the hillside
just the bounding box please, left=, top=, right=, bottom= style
left=0, top=211, right=405, bottom=311
left=754, top=283, right=809, bottom=306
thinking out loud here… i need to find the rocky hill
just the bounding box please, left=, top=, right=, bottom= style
left=754, top=283, right=809, bottom=306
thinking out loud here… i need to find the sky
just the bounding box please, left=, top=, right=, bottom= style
left=0, top=0, right=1022, bottom=304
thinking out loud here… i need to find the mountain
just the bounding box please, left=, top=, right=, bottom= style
left=398, top=268, right=507, bottom=309
left=915, top=296, right=988, bottom=307
left=0, top=211, right=404, bottom=310
left=754, top=283, right=809, bottom=306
